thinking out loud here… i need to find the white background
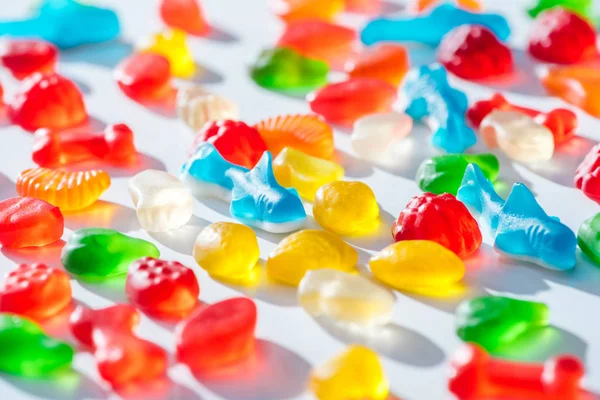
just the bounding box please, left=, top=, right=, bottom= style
left=0, top=0, right=600, bottom=399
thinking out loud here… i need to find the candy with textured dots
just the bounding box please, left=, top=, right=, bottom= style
left=575, top=144, right=600, bottom=204
left=577, top=213, right=600, bottom=266
left=70, top=304, right=140, bottom=347
left=344, top=43, right=409, bottom=87
left=528, top=0, right=594, bottom=20
left=139, top=29, right=195, bottom=78
left=115, top=53, right=172, bottom=103
left=0, top=197, right=63, bottom=248
left=411, top=0, right=482, bottom=12
left=0, top=39, right=57, bottom=80
left=351, top=111, right=413, bottom=164
left=176, top=86, right=239, bottom=132
left=271, top=0, right=344, bottom=23
left=542, top=66, right=600, bottom=117
left=159, top=0, right=210, bottom=36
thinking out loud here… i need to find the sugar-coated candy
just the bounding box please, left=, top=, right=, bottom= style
left=8, top=72, right=87, bottom=131
left=314, top=181, right=379, bottom=236
left=344, top=43, right=409, bottom=87
left=345, top=0, right=381, bottom=14
left=273, top=147, right=344, bottom=201
left=308, top=78, right=397, bottom=127
left=0, top=39, right=57, bottom=80
left=361, top=4, right=510, bottom=46
left=480, top=110, right=554, bottom=163
left=159, top=0, right=210, bottom=36
left=412, top=0, right=482, bottom=12
left=193, top=222, right=259, bottom=284
left=528, top=0, right=594, bottom=20
left=542, top=66, right=600, bottom=117
left=176, top=86, right=239, bottom=132
left=176, top=297, right=257, bottom=373
left=115, top=53, right=172, bottom=102
left=62, top=228, right=160, bottom=280
left=127, top=257, right=199, bottom=318
left=0, top=197, right=63, bottom=248
left=575, top=144, right=600, bottom=204
left=16, top=168, right=110, bottom=211
left=370, top=240, right=465, bottom=292
left=403, top=64, right=476, bottom=153
left=578, top=213, right=600, bottom=265
left=457, top=164, right=577, bottom=270
left=271, top=0, right=344, bottom=23
left=129, top=169, right=193, bottom=232
left=70, top=304, right=140, bottom=347
left=309, top=345, right=389, bottom=400
left=351, top=111, right=413, bottom=164
left=298, top=269, right=395, bottom=327
left=266, top=229, right=358, bottom=286
left=139, top=29, right=195, bottom=78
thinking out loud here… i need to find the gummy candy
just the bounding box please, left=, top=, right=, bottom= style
left=0, top=197, right=64, bottom=248
left=176, top=86, right=239, bottom=132
left=578, top=213, right=600, bottom=265
left=314, top=181, right=379, bottom=236
left=0, top=0, right=120, bottom=49
left=541, top=66, right=600, bottom=117
left=115, top=53, right=172, bottom=103
left=273, top=147, right=344, bottom=201
left=16, top=168, right=111, bottom=211
left=32, top=123, right=137, bottom=168
left=129, top=169, right=194, bottom=232
left=457, top=164, right=577, bottom=270
left=416, top=153, right=499, bottom=195
left=298, top=269, right=395, bottom=327
left=193, top=222, right=260, bottom=284
left=0, top=313, right=74, bottom=377
left=70, top=304, right=139, bottom=347
left=351, top=111, right=413, bottom=164
left=127, top=257, right=199, bottom=318
left=139, top=29, right=195, bottom=78
left=528, top=0, right=594, bottom=21
left=361, top=4, right=510, bottom=46
left=176, top=297, right=257, bottom=373
left=251, top=47, right=329, bottom=92
left=308, top=78, right=397, bottom=127
left=402, top=64, right=476, bottom=153
left=0, top=39, right=57, bottom=80
left=271, top=0, right=344, bottom=23
left=528, top=9, right=597, bottom=64
left=412, top=0, right=482, bottom=12
left=62, top=228, right=160, bottom=280
left=8, top=73, right=87, bottom=132
left=266, top=229, right=358, bottom=286
left=344, top=43, right=409, bottom=87
left=438, top=25, right=513, bottom=80
left=309, top=345, right=389, bottom=400
left=345, top=0, right=381, bottom=14
left=480, top=110, right=554, bottom=163
left=575, top=144, right=600, bottom=204
left=369, top=240, right=465, bottom=292
left=159, top=0, right=210, bottom=36
left=254, top=114, right=335, bottom=159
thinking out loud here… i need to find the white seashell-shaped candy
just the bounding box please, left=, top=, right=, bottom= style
left=351, top=111, right=412, bottom=164
left=176, top=86, right=239, bottom=131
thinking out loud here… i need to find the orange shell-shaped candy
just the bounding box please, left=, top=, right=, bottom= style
left=16, top=168, right=111, bottom=211
left=542, top=66, right=600, bottom=118
left=345, top=44, right=409, bottom=87
left=271, top=0, right=344, bottom=23
left=412, top=0, right=482, bottom=12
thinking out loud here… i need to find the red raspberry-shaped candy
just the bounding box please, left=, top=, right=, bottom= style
left=0, top=40, right=58, bottom=80
left=115, top=53, right=172, bottom=102
left=192, top=120, right=268, bottom=169
left=438, top=25, right=513, bottom=81
left=70, top=304, right=140, bottom=348
left=528, top=9, right=597, bottom=64
left=392, top=193, right=482, bottom=258
left=575, top=144, right=600, bottom=204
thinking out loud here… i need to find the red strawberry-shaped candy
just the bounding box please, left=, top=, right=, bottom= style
left=115, top=53, right=172, bottom=102
left=575, top=144, right=600, bottom=204
left=69, top=304, right=140, bottom=348
left=0, top=197, right=64, bottom=248
left=159, top=0, right=210, bottom=36
left=0, top=40, right=58, bottom=80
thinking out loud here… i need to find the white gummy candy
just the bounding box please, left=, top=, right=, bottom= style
left=176, top=86, right=239, bottom=131
left=351, top=111, right=413, bottom=164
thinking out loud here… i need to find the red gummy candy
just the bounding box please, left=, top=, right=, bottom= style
left=0, top=197, right=64, bottom=248
left=115, top=53, right=172, bottom=103
left=193, top=120, right=268, bottom=169
left=69, top=304, right=140, bottom=348
left=0, top=263, right=71, bottom=321
left=159, top=0, right=210, bottom=36
left=307, top=78, right=397, bottom=126
left=392, top=193, right=482, bottom=258
left=528, top=9, right=597, bottom=64
left=575, top=144, right=600, bottom=204
left=176, top=297, right=257, bottom=373
left=8, top=73, right=87, bottom=131
left=0, top=40, right=58, bottom=80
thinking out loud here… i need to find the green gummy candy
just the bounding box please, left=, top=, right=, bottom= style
left=578, top=213, right=600, bottom=266
left=0, top=314, right=74, bottom=377
left=416, top=153, right=499, bottom=195
left=528, top=0, right=594, bottom=21
left=61, top=228, right=160, bottom=280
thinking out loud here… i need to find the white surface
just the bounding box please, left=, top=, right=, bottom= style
left=1, top=0, right=600, bottom=399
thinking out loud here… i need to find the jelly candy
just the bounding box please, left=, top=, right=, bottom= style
left=0, top=0, right=120, bottom=49
left=402, top=64, right=476, bottom=153
left=309, top=345, right=389, bottom=400
left=361, top=4, right=510, bottom=46
left=0, top=314, right=74, bottom=377
left=227, top=152, right=307, bottom=233
left=127, top=257, right=199, bottom=319
left=575, top=144, right=600, bottom=204
left=8, top=73, right=87, bottom=132
left=578, top=213, right=600, bottom=265
left=176, top=86, right=239, bottom=132
left=115, top=53, right=172, bottom=103
left=139, top=29, right=195, bottom=78
left=449, top=343, right=585, bottom=400
left=0, top=197, right=63, bottom=248
left=298, top=269, right=395, bottom=327
left=251, top=47, right=329, bottom=92
left=542, top=66, right=600, bottom=118
left=193, top=222, right=259, bottom=284
left=129, top=169, right=194, bottom=232
left=273, top=147, right=344, bottom=201
left=345, top=0, right=381, bottom=14
left=528, top=0, right=594, bottom=21
left=16, top=168, right=111, bottom=211
left=480, top=110, right=554, bottom=163
left=0, top=39, right=57, bottom=80
left=455, top=295, right=549, bottom=352
left=313, top=181, right=379, bottom=236
left=266, top=229, right=358, bottom=286
left=32, top=123, right=137, bottom=168
left=176, top=297, right=257, bottom=373
left=62, top=228, right=160, bottom=280
left=159, top=0, right=210, bottom=36
left=271, top=0, right=344, bottom=23
left=416, top=153, right=499, bottom=196
left=369, top=241, right=465, bottom=292
left=351, top=111, right=413, bottom=164
left=438, top=25, right=513, bottom=80
left=308, top=78, right=397, bottom=127
left=193, top=120, right=267, bottom=169
left=412, top=0, right=482, bottom=12
left=70, top=304, right=139, bottom=347
left=457, top=164, right=577, bottom=270
left=344, top=43, right=409, bottom=87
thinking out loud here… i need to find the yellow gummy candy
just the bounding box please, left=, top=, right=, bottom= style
left=140, top=29, right=195, bottom=78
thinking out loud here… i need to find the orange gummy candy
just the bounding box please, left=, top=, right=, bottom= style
left=542, top=66, right=600, bottom=118
left=413, top=0, right=482, bottom=12
left=159, top=0, right=210, bottom=36
left=271, top=0, right=344, bottom=23
left=345, top=44, right=409, bottom=87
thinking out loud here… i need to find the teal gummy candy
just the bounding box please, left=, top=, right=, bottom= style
left=528, top=0, right=595, bottom=21
left=578, top=213, right=600, bottom=266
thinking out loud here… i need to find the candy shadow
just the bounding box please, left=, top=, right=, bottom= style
left=63, top=201, right=141, bottom=233
left=336, top=149, right=374, bottom=179
left=77, top=275, right=128, bottom=304
left=1, top=369, right=107, bottom=400
left=379, top=0, right=406, bottom=15
left=60, top=152, right=166, bottom=178
left=0, top=172, right=16, bottom=198
left=189, top=63, right=224, bottom=85
left=344, top=207, right=395, bottom=253
left=113, top=376, right=205, bottom=400
left=482, top=48, right=546, bottom=97
left=149, top=215, right=211, bottom=256
left=1, top=240, right=65, bottom=269
left=61, top=39, right=134, bottom=69
left=205, top=25, right=239, bottom=44
left=62, top=75, right=92, bottom=95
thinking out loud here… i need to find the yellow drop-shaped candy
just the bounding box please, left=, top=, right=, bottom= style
left=139, top=29, right=195, bottom=78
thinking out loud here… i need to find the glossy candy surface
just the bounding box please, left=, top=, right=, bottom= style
left=176, top=86, right=239, bottom=132
left=139, top=29, right=195, bottom=78
left=344, top=43, right=409, bottom=87
left=115, top=53, right=172, bottom=102
left=0, top=197, right=63, bottom=248
left=70, top=304, right=140, bottom=347
left=528, top=0, right=594, bottom=20
left=542, top=66, right=600, bottom=117
left=351, top=111, right=412, bottom=164
left=271, top=0, right=344, bottom=23
left=159, top=0, right=210, bottom=36
left=578, top=213, right=600, bottom=265
left=575, top=144, right=600, bottom=204
left=0, top=39, right=57, bottom=80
